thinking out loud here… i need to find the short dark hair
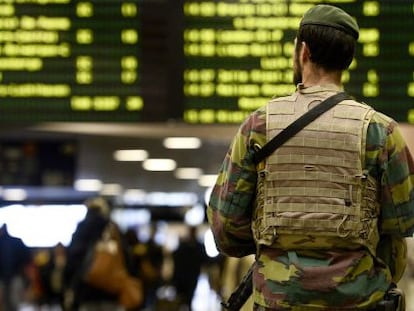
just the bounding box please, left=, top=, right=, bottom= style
left=296, top=24, right=356, bottom=71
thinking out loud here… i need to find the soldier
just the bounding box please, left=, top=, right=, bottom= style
left=207, top=4, right=414, bottom=311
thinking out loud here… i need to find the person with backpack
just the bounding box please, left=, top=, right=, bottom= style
left=208, top=5, right=414, bottom=310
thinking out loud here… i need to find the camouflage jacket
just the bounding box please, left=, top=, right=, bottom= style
left=207, top=84, right=414, bottom=310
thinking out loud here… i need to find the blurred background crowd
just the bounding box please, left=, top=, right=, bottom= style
left=0, top=196, right=257, bottom=311
left=2, top=213, right=413, bottom=311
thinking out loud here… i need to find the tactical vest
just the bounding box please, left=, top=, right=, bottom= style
left=252, top=93, right=380, bottom=255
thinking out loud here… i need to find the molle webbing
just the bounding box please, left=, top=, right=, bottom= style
left=253, top=92, right=350, bottom=165
left=254, top=94, right=379, bottom=252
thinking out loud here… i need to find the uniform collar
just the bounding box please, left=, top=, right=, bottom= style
left=297, top=83, right=343, bottom=94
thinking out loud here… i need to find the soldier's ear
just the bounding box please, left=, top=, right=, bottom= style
left=300, top=41, right=311, bottom=63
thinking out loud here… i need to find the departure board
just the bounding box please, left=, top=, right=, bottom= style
left=183, top=0, right=414, bottom=124
left=0, top=0, right=144, bottom=122
left=2, top=0, right=414, bottom=124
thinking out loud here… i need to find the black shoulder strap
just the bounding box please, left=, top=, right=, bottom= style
left=253, top=92, right=350, bottom=165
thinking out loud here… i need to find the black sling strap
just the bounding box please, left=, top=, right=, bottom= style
left=253, top=92, right=350, bottom=165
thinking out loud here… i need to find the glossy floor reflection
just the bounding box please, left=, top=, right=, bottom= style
left=15, top=267, right=414, bottom=311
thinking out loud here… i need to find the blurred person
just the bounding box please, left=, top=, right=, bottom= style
left=0, top=223, right=33, bottom=311
left=125, top=225, right=164, bottom=311
left=207, top=4, right=414, bottom=311
left=35, top=243, right=67, bottom=310
left=63, top=197, right=135, bottom=311
left=171, top=226, right=207, bottom=311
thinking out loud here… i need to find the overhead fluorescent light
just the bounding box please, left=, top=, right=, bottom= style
left=111, top=208, right=151, bottom=228
left=174, top=167, right=203, bottom=179
left=143, top=159, right=176, bottom=171
left=123, top=190, right=197, bottom=206
left=163, top=137, right=202, bottom=149
left=2, top=188, right=27, bottom=201
left=198, top=174, right=217, bottom=187
left=146, top=192, right=198, bottom=206
left=123, top=189, right=147, bottom=205
left=74, top=179, right=102, bottom=192
left=113, top=149, right=148, bottom=161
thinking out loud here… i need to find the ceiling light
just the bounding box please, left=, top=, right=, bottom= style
left=198, top=174, right=217, bottom=187
left=174, top=167, right=203, bottom=179
left=146, top=192, right=198, bottom=206
left=74, top=179, right=102, bottom=192
left=163, top=137, right=202, bottom=149
left=143, top=159, right=176, bottom=171
left=123, top=189, right=147, bottom=205
left=111, top=208, right=151, bottom=228
left=2, top=189, right=27, bottom=201
left=113, top=149, right=148, bottom=161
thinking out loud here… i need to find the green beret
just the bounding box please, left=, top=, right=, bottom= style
left=300, top=4, right=359, bottom=40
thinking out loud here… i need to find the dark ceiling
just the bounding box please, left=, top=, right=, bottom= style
left=0, top=122, right=239, bottom=206
left=1, top=122, right=414, bottom=207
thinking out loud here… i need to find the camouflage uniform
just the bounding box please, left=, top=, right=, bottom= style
left=207, top=84, right=414, bottom=310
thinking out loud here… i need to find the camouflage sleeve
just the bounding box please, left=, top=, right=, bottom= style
left=367, top=113, right=414, bottom=237
left=367, top=112, right=414, bottom=281
left=207, top=109, right=266, bottom=258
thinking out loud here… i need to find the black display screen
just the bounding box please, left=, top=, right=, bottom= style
left=1, top=0, right=413, bottom=124
left=0, top=0, right=144, bottom=122
left=183, top=1, right=414, bottom=124
left=0, top=140, right=77, bottom=186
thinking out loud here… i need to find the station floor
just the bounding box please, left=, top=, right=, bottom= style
left=16, top=271, right=414, bottom=311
